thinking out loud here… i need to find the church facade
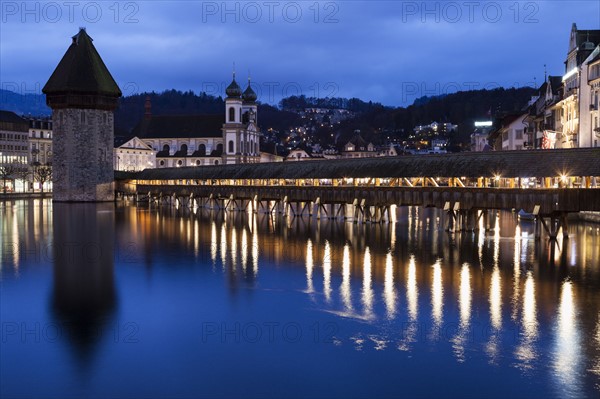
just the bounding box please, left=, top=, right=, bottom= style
left=134, top=74, right=261, bottom=167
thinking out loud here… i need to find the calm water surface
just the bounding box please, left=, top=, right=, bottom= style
left=1, top=199, right=600, bottom=398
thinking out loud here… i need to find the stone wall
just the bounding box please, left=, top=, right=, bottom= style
left=52, top=108, right=114, bottom=202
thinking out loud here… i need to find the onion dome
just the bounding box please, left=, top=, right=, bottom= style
left=242, top=79, right=257, bottom=103
left=225, top=73, right=242, bottom=98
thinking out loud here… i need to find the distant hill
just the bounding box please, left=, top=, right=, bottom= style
left=0, top=89, right=51, bottom=116
left=0, top=86, right=536, bottom=151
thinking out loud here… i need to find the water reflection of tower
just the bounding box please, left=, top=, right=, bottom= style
left=51, top=203, right=117, bottom=366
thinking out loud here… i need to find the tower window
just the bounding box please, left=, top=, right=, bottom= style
left=198, top=144, right=206, bottom=156
left=229, top=107, right=235, bottom=122
left=81, top=111, right=86, bottom=124
left=228, top=140, right=234, bottom=153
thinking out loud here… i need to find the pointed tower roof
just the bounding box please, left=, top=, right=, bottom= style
left=43, top=28, right=122, bottom=98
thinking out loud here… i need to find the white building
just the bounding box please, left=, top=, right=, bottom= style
left=114, top=137, right=156, bottom=171
left=579, top=45, right=600, bottom=147
left=556, top=23, right=600, bottom=148
left=0, top=111, right=29, bottom=192
left=132, top=74, right=261, bottom=168
left=28, top=118, right=53, bottom=167
left=496, top=114, right=529, bottom=151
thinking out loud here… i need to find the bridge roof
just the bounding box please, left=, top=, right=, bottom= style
left=119, top=148, right=600, bottom=180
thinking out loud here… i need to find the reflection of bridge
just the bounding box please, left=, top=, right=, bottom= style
left=116, top=148, right=600, bottom=239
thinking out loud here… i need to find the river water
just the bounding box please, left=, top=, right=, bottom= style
left=1, top=199, right=599, bottom=398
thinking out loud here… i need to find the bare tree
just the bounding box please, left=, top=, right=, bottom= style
left=34, top=165, right=52, bottom=193
left=16, top=168, right=31, bottom=193
left=0, top=164, right=18, bottom=194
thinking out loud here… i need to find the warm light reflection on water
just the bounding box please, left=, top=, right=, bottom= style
left=431, top=260, right=443, bottom=334
left=305, top=239, right=314, bottom=294
left=384, top=252, right=396, bottom=319
left=341, top=244, right=352, bottom=314
left=1, top=201, right=600, bottom=398
left=241, top=229, right=248, bottom=271
left=515, top=271, right=538, bottom=370
left=452, top=263, right=472, bottom=362
left=554, top=281, right=583, bottom=396
left=323, top=241, right=332, bottom=302
left=362, top=247, right=374, bottom=320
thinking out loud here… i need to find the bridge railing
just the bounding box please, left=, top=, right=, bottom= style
left=130, top=175, right=599, bottom=190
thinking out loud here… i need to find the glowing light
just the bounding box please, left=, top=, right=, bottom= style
left=252, top=218, right=259, bottom=276
left=490, top=266, right=502, bottom=330
left=452, top=263, right=471, bottom=362
left=562, top=67, right=577, bottom=81
left=241, top=229, right=248, bottom=271
left=231, top=227, right=237, bottom=268
left=459, top=263, right=471, bottom=327
left=305, top=239, right=314, bottom=293
left=220, top=224, right=227, bottom=269
left=384, top=252, right=396, bottom=319
left=323, top=241, right=332, bottom=302
left=210, top=222, right=217, bottom=265
left=431, top=260, right=443, bottom=328
left=494, top=175, right=501, bottom=181
left=407, top=255, right=418, bottom=321
left=560, top=174, right=568, bottom=183
left=553, top=281, right=582, bottom=394
left=514, top=271, right=538, bottom=370
left=341, top=244, right=352, bottom=312
left=475, top=121, right=493, bottom=127
left=362, top=247, right=374, bottom=320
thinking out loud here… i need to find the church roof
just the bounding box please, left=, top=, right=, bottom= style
left=225, top=76, right=242, bottom=98
left=132, top=114, right=224, bottom=139
left=43, top=28, right=121, bottom=97
left=242, top=82, right=257, bottom=102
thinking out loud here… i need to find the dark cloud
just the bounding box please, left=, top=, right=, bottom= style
left=1, top=1, right=598, bottom=106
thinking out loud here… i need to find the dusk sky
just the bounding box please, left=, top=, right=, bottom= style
left=1, top=1, right=599, bottom=106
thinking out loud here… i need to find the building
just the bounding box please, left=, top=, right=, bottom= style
left=555, top=23, right=600, bottom=148
left=340, top=132, right=376, bottom=158
left=489, top=114, right=529, bottom=151
left=414, top=121, right=457, bottom=135
left=133, top=75, right=261, bottom=167
left=114, top=136, right=156, bottom=172
left=0, top=111, right=29, bottom=192
left=29, top=117, right=53, bottom=166
left=526, top=76, right=563, bottom=149
left=133, top=98, right=225, bottom=168
left=579, top=45, right=600, bottom=147
left=470, top=121, right=494, bottom=151
left=43, top=28, right=122, bottom=201
left=285, top=144, right=328, bottom=161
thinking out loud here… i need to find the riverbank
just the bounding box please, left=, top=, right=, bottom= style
left=0, top=192, right=52, bottom=200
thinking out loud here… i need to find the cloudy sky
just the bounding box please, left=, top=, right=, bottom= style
left=1, top=1, right=599, bottom=106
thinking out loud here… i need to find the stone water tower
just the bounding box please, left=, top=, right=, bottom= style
left=43, top=28, right=122, bottom=201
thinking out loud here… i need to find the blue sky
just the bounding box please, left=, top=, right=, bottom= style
left=1, top=1, right=599, bottom=106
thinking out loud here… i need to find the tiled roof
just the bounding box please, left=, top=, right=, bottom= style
left=133, top=114, right=223, bottom=139
left=120, top=148, right=600, bottom=180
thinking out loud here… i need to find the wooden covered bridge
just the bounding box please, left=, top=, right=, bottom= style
left=115, top=148, right=600, bottom=238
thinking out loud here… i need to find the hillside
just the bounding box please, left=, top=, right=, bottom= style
left=0, top=86, right=536, bottom=151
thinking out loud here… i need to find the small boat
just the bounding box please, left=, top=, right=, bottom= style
left=518, top=209, right=536, bottom=221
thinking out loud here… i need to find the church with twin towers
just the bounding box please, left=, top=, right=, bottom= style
left=43, top=28, right=261, bottom=202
